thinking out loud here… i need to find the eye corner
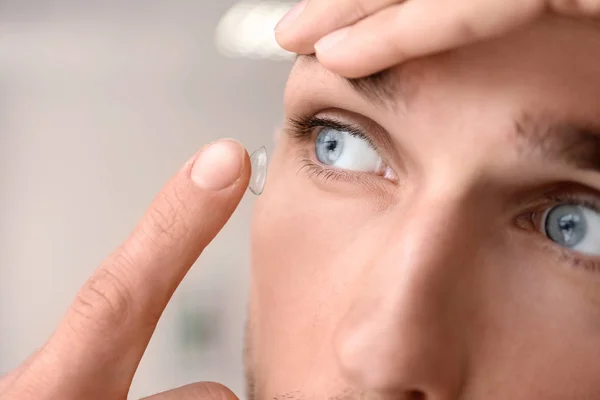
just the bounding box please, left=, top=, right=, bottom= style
left=514, top=212, right=536, bottom=231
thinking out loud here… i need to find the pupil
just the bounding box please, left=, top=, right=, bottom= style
left=325, top=139, right=338, bottom=152
left=558, top=214, right=580, bottom=244
left=559, top=215, right=576, bottom=232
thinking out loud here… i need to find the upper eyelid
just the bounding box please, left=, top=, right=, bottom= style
left=286, top=115, right=375, bottom=152
left=540, top=191, right=600, bottom=214
left=287, top=110, right=398, bottom=156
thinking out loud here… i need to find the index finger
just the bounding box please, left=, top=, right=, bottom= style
left=18, top=139, right=250, bottom=396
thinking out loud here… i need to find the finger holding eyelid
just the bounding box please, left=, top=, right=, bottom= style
left=275, top=0, right=404, bottom=54
left=314, top=0, right=543, bottom=78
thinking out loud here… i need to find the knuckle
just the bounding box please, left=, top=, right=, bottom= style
left=145, top=196, right=177, bottom=239
left=141, top=189, right=190, bottom=248
left=71, top=266, right=133, bottom=332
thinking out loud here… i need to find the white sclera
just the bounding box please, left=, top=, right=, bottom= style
left=249, top=146, right=268, bottom=195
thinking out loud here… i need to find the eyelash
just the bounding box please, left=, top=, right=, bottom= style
left=287, top=114, right=377, bottom=148
left=286, top=114, right=383, bottom=185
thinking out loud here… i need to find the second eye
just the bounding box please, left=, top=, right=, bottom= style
left=542, top=203, right=600, bottom=256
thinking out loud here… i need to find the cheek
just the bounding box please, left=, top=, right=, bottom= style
left=469, top=239, right=600, bottom=397
left=248, top=151, right=381, bottom=389
left=251, top=147, right=381, bottom=309
left=251, top=172, right=378, bottom=312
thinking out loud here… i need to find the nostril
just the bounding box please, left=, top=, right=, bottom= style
left=408, top=390, right=426, bottom=400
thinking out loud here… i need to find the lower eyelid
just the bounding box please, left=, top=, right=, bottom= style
left=554, top=246, right=600, bottom=272
left=296, top=150, right=364, bottom=183
left=514, top=221, right=600, bottom=273
left=294, top=149, right=396, bottom=195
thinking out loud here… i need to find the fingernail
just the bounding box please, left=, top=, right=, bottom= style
left=191, top=139, right=244, bottom=190
left=275, top=0, right=307, bottom=32
left=315, top=26, right=350, bottom=53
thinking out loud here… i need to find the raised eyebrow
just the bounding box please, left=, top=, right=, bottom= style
left=296, top=54, right=401, bottom=109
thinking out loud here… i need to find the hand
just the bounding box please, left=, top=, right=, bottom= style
left=275, top=0, right=600, bottom=78
left=0, top=139, right=250, bottom=400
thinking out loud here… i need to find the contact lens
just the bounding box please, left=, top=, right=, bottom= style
left=249, top=146, right=268, bottom=195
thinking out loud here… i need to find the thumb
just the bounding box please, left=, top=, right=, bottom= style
left=141, top=382, right=239, bottom=400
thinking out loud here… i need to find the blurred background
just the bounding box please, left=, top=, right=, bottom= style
left=0, top=1, right=295, bottom=398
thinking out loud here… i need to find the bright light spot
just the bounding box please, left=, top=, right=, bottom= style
left=215, top=1, right=296, bottom=61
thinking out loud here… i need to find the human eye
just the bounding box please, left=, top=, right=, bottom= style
left=287, top=113, right=397, bottom=183
left=315, top=127, right=386, bottom=172
left=519, top=190, right=600, bottom=269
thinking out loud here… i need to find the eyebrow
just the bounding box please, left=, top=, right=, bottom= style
left=299, top=54, right=400, bottom=108
left=515, top=114, right=600, bottom=172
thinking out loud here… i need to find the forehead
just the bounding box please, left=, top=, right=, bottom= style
left=286, top=17, right=600, bottom=120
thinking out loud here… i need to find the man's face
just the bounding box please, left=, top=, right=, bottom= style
left=248, top=16, right=600, bottom=400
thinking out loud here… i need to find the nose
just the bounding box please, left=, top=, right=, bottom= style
left=334, top=192, right=480, bottom=399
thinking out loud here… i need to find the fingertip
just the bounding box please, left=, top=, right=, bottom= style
left=315, top=47, right=377, bottom=79
left=275, top=0, right=307, bottom=33
left=314, top=28, right=377, bottom=79
left=314, top=25, right=402, bottom=79
left=191, top=139, right=248, bottom=191
left=274, top=0, right=309, bottom=51
left=314, top=26, right=350, bottom=55
left=275, top=29, right=317, bottom=55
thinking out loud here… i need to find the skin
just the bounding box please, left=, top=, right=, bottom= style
left=2, top=5, right=600, bottom=400
left=248, top=16, right=600, bottom=400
